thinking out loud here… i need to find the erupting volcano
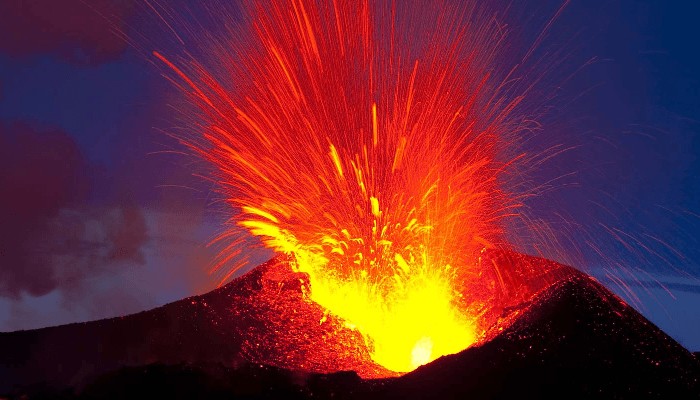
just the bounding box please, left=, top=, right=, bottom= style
left=155, top=0, right=536, bottom=374
left=2, top=0, right=699, bottom=398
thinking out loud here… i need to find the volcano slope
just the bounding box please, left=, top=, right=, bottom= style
left=0, top=250, right=698, bottom=398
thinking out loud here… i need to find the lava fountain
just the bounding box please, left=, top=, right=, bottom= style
left=156, top=0, right=539, bottom=374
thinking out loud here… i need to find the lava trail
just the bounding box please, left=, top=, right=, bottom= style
left=156, top=0, right=539, bottom=373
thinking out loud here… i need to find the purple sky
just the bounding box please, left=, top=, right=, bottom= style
left=0, top=0, right=698, bottom=350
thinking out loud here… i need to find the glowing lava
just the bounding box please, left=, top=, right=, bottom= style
left=157, top=0, right=531, bottom=373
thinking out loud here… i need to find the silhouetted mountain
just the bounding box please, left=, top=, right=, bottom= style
left=1, top=250, right=698, bottom=398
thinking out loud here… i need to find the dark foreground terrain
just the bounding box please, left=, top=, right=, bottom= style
left=1, top=251, right=698, bottom=399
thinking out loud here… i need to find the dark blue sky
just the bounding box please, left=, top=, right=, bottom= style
left=0, top=0, right=698, bottom=349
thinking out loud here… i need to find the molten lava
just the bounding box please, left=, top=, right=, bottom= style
left=158, top=0, right=534, bottom=373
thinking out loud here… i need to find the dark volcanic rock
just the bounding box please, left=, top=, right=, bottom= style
left=372, top=274, right=700, bottom=398
left=0, top=255, right=385, bottom=394
left=1, top=251, right=698, bottom=399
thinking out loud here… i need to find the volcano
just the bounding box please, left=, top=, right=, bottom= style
left=1, top=250, right=698, bottom=399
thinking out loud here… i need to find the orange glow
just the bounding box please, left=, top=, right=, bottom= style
left=290, top=243, right=475, bottom=372
left=158, top=0, right=532, bottom=374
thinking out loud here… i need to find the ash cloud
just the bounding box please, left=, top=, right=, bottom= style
left=0, top=122, right=148, bottom=300
left=0, top=0, right=134, bottom=65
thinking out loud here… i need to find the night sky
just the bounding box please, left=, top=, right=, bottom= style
left=1, top=0, right=698, bottom=350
